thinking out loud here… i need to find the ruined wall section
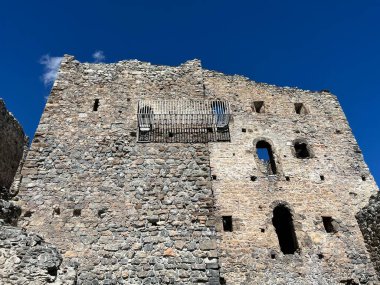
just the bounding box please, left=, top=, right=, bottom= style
left=15, top=56, right=379, bottom=284
left=0, top=99, right=28, bottom=192
left=0, top=99, right=76, bottom=284
left=0, top=221, right=77, bottom=284
left=17, top=55, right=220, bottom=284
left=204, top=71, right=379, bottom=284
left=357, top=192, right=380, bottom=278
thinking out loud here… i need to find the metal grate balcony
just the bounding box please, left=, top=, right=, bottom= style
left=137, top=100, right=231, bottom=142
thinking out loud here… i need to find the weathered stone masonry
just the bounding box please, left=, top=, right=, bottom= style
left=357, top=192, right=380, bottom=279
left=0, top=99, right=27, bottom=192
left=10, top=55, right=380, bottom=284
left=0, top=99, right=78, bottom=284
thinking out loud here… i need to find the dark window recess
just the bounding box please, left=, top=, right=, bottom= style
left=320, top=175, right=325, bottom=181
left=256, top=141, right=277, bottom=175
left=73, top=209, right=81, bottom=217
left=318, top=253, right=324, bottom=259
left=93, top=99, right=100, bottom=111
left=222, top=216, right=233, bottom=232
left=294, top=103, right=308, bottom=115
left=322, top=216, right=336, bottom=233
left=294, top=142, right=310, bottom=159
left=242, top=128, right=246, bottom=133
left=47, top=266, right=58, bottom=277
left=212, top=175, right=217, bottom=180
left=272, top=205, right=299, bottom=254
left=250, top=176, right=257, bottom=181
left=285, top=176, right=290, bottom=181
left=252, top=101, right=265, bottom=113
left=271, top=253, right=276, bottom=259
left=219, top=278, right=226, bottom=285
left=362, top=175, right=366, bottom=181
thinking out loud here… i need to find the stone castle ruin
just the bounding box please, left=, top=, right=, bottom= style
left=0, top=55, right=379, bottom=284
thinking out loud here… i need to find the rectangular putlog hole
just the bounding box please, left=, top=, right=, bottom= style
left=222, top=216, right=233, bottom=232
left=322, top=216, right=336, bottom=233
left=73, top=208, right=82, bottom=217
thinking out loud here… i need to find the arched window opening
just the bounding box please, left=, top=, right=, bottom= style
left=272, top=205, right=298, bottom=254
left=294, top=103, right=308, bottom=115
left=256, top=141, right=277, bottom=175
left=294, top=142, right=310, bottom=159
left=252, top=101, right=265, bottom=113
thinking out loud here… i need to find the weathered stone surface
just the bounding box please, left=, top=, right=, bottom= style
left=0, top=55, right=375, bottom=284
left=357, top=192, right=380, bottom=279
left=0, top=99, right=28, bottom=195
left=205, top=71, right=380, bottom=283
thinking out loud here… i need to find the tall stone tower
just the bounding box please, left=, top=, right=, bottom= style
left=16, top=55, right=379, bottom=284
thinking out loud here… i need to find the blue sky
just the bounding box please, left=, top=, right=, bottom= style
left=0, top=1, right=379, bottom=183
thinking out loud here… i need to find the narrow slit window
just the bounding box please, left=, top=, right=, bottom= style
left=294, top=103, right=308, bottom=115
left=272, top=205, right=298, bottom=254
left=222, top=216, right=233, bottom=232
left=294, top=142, right=310, bottom=159
left=93, top=99, right=100, bottom=111
left=256, top=141, right=277, bottom=175
left=322, top=216, right=336, bottom=233
left=252, top=101, right=265, bottom=113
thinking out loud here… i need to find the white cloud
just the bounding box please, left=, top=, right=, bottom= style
left=92, top=50, right=105, bottom=63
left=39, top=55, right=63, bottom=86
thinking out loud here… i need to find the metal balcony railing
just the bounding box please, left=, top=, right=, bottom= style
left=137, top=100, right=231, bottom=142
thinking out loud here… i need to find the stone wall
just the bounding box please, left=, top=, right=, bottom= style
left=357, top=192, right=380, bottom=279
left=17, top=56, right=220, bottom=284
left=15, top=55, right=380, bottom=284
left=204, top=72, right=380, bottom=284
left=0, top=99, right=27, bottom=192
left=0, top=99, right=76, bottom=284
left=0, top=219, right=77, bottom=284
